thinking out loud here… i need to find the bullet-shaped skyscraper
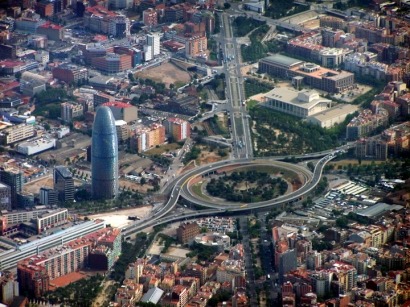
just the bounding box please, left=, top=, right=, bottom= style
left=92, top=106, right=119, bottom=199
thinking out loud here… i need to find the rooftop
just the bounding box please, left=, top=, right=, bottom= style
left=307, top=104, right=359, bottom=122
left=103, top=101, right=133, bottom=109
left=357, top=202, right=404, bottom=218
left=260, top=54, right=304, bottom=68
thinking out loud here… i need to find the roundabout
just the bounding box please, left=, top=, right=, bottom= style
left=178, top=160, right=313, bottom=210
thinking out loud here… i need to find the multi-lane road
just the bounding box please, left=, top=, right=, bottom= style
left=220, top=13, right=253, bottom=159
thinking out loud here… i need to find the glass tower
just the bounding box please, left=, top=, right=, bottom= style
left=92, top=106, right=119, bottom=199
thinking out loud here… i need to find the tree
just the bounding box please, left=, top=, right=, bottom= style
left=140, top=177, right=147, bottom=186
left=336, top=216, right=349, bottom=229
left=223, top=2, right=231, bottom=9
left=15, top=71, right=21, bottom=80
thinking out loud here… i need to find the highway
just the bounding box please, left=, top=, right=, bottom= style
left=122, top=151, right=341, bottom=237
left=220, top=13, right=253, bottom=160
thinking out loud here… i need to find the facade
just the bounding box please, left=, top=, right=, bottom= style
left=0, top=123, right=35, bottom=145
left=84, top=6, right=130, bottom=38
left=143, top=8, right=158, bottom=28
left=146, top=33, right=160, bottom=59
left=0, top=183, right=11, bottom=211
left=36, top=208, right=69, bottom=233
left=92, top=106, right=119, bottom=199
left=53, top=166, right=74, bottom=203
left=0, top=169, right=23, bottom=208
left=259, top=54, right=354, bottom=93
left=17, top=227, right=121, bottom=298
left=263, top=88, right=333, bottom=118
left=39, top=187, right=58, bottom=206
left=306, top=104, right=359, bottom=128
left=36, top=22, right=63, bottom=41
left=61, top=102, right=84, bottom=123
left=115, top=120, right=130, bottom=142
left=346, top=109, right=389, bottom=140
left=185, top=35, right=207, bottom=58
left=91, top=53, right=132, bottom=74
left=0, top=271, right=19, bottom=305
left=130, top=123, right=165, bottom=153
left=102, top=101, right=138, bottom=123
left=16, top=137, right=57, bottom=156
left=164, top=117, right=191, bottom=141
left=279, top=249, right=297, bottom=282
left=176, top=222, right=200, bottom=244
left=52, top=64, right=89, bottom=84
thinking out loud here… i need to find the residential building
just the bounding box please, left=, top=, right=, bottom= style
left=52, top=63, right=88, bottom=84
left=0, top=123, right=35, bottom=145
left=115, top=279, right=143, bottom=306
left=146, top=33, right=160, bottom=58
left=143, top=8, right=158, bottom=28
left=53, top=166, right=74, bottom=203
left=164, top=117, right=190, bottom=141
left=130, top=123, right=165, bottom=153
left=346, top=109, right=389, bottom=140
left=0, top=271, right=19, bottom=305
left=34, top=50, right=49, bottom=64
left=185, top=35, right=207, bottom=58
left=176, top=222, right=200, bottom=244
left=36, top=21, right=63, bottom=40
left=115, top=120, right=130, bottom=142
left=60, top=102, right=84, bottom=123
left=279, top=249, right=297, bottom=282
left=84, top=6, right=130, bottom=38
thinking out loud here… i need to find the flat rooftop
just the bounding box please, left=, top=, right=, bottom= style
left=357, top=202, right=403, bottom=218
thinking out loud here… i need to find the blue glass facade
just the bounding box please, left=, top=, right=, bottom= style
left=91, top=106, right=119, bottom=199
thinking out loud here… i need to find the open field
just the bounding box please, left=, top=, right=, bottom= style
left=145, top=143, right=182, bottom=156
left=87, top=206, right=153, bottom=228
left=136, top=62, right=191, bottom=86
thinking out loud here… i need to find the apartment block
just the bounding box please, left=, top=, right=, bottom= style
left=60, top=102, right=84, bottom=123
left=164, top=117, right=191, bottom=141
left=130, top=123, right=165, bottom=153
left=176, top=222, right=200, bottom=244
left=52, top=63, right=88, bottom=84
left=0, top=123, right=35, bottom=145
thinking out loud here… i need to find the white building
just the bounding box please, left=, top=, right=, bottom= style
left=19, top=71, right=47, bottom=96
left=146, top=33, right=160, bottom=59
left=16, top=137, right=56, bottom=155
left=319, top=48, right=351, bottom=68
left=143, top=45, right=153, bottom=62
left=306, top=104, right=359, bottom=128
left=263, top=87, right=334, bottom=118
left=34, top=50, right=49, bottom=65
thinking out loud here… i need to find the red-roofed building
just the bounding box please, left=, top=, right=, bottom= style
left=102, top=101, right=138, bottom=123
left=37, top=22, right=63, bottom=41
left=0, top=60, right=25, bottom=75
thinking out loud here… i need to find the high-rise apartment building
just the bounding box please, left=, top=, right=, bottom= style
left=146, top=33, right=160, bottom=59
left=53, top=166, right=74, bottom=203
left=0, top=169, right=23, bottom=208
left=164, top=117, right=191, bottom=142
left=92, top=106, right=119, bottom=199
left=278, top=249, right=297, bottom=282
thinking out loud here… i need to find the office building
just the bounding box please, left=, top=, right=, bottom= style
left=92, top=106, right=119, bottom=199
left=164, top=117, right=191, bottom=141
left=39, top=187, right=58, bottom=206
left=91, top=53, right=132, bottom=74
left=0, top=183, right=11, bottom=211
left=0, top=169, right=23, bottom=208
left=53, top=166, right=74, bottom=203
